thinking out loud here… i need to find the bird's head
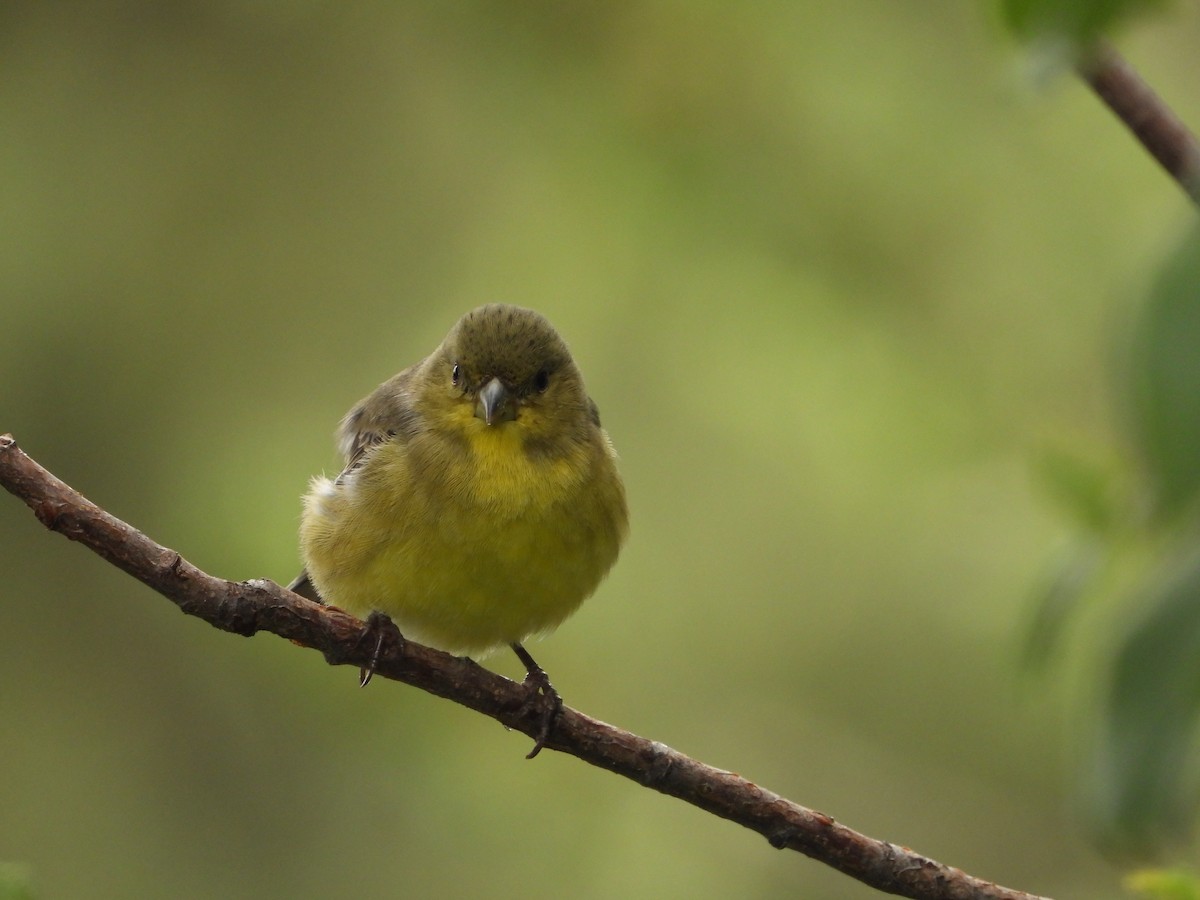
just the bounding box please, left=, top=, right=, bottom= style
left=421, top=304, right=598, bottom=456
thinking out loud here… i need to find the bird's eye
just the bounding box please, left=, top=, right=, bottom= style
left=451, top=363, right=461, bottom=386
left=534, top=369, right=550, bottom=393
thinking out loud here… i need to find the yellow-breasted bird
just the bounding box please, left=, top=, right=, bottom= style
left=289, top=304, right=628, bottom=756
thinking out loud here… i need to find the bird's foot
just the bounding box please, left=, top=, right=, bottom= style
left=511, top=643, right=563, bottom=759
left=357, top=612, right=403, bottom=687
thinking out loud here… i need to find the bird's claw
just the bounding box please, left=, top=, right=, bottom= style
left=511, top=642, right=562, bottom=758
left=521, top=670, right=562, bottom=759
left=356, top=611, right=403, bottom=687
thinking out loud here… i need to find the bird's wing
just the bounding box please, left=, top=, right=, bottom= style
left=336, top=363, right=422, bottom=477
left=289, top=364, right=423, bottom=599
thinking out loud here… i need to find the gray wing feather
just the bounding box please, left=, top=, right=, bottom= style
left=289, top=364, right=425, bottom=596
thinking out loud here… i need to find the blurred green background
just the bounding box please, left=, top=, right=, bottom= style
left=3, top=3, right=1198, bottom=898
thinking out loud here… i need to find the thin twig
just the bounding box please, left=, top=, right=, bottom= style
left=0, top=434, right=1049, bottom=900
left=1076, top=41, right=1200, bottom=207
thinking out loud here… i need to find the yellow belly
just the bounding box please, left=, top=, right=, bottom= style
left=300, top=424, right=626, bottom=655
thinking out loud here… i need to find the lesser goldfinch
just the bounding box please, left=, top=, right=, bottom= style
left=290, top=304, right=628, bottom=755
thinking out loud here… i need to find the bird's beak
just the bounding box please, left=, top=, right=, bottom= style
left=476, top=377, right=516, bottom=426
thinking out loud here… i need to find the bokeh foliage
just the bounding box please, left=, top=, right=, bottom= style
left=1032, top=228, right=1200, bottom=858
left=1000, top=0, right=1200, bottom=862
left=1000, top=0, right=1170, bottom=44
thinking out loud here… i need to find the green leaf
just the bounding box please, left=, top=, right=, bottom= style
left=1086, top=552, right=1200, bottom=856
left=0, top=863, right=33, bottom=900
left=999, top=0, right=1170, bottom=44
left=1033, top=447, right=1123, bottom=534
left=1125, top=227, right=1200, bottom=523
left=1125, top=867, right=1200, bottom=900
left=1021, top=538, right=1106, bottom=674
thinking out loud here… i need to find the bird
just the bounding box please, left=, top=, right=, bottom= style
left=289, top=304, right=628, bottom=756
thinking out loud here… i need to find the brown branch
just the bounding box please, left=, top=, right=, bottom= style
left=0, top=433, right=1049, bottom=900
left=1076, top=41, right=1200, bottom=207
